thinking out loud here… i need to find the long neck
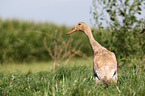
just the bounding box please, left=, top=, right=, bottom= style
left=84, top=27, right=104, bottom=53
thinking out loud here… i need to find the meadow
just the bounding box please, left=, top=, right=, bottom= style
left=0, top=18, right=145, bottom=95
left=0, top=57, right=145, bottom=96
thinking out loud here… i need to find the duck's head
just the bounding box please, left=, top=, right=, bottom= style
left=66, top=22, right=89, bottom=34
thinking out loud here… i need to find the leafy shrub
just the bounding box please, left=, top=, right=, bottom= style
left=90, top=0, right=145, bottom=58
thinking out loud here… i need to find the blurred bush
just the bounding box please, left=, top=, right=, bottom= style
left=0, top=18, right=144, bottom=64
left=0, top=18, right=71, bottom=63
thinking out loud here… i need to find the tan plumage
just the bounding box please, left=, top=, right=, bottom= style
left=67, top=22, right=117, bottom=84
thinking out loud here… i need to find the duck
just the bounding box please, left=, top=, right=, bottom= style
left=66, top=22, right=117, bottom=84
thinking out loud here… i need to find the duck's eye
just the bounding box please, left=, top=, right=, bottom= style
left=78, top=23, right=81, bottom=25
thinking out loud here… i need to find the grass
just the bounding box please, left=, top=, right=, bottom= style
left=0, top=62, right=53, bottom=74
left=0, top=57, right=145, bottom=96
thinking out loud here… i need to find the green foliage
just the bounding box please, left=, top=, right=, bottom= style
left=0, top=58, right=145, bottom=95
left=0, top=18, right=145, bottom=63
left=0, top=18, right=72, bottom=63
left=91, top=0, right=145, bottom=29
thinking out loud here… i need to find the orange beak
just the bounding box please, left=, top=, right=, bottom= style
left=66, top=29, right=76, bottom=34
left=66, top=27, right=76, bottom=34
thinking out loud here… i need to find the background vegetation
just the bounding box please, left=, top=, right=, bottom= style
left=0, top=17, right=144, bottom=64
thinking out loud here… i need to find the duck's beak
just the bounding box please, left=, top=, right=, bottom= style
left=66, top=27, right=76, bottom=34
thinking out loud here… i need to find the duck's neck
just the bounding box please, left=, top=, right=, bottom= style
left=84, top=28, right=104, bottom=53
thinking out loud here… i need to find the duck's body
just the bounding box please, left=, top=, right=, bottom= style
left=67, top=22, right=117, bottom=84
left=93, top=48, right=117, bottom=84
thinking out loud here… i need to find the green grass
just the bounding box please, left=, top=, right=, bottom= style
left=0, top=62, right=53, bottom=74
left=0, top=57, right=145, bottom=96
